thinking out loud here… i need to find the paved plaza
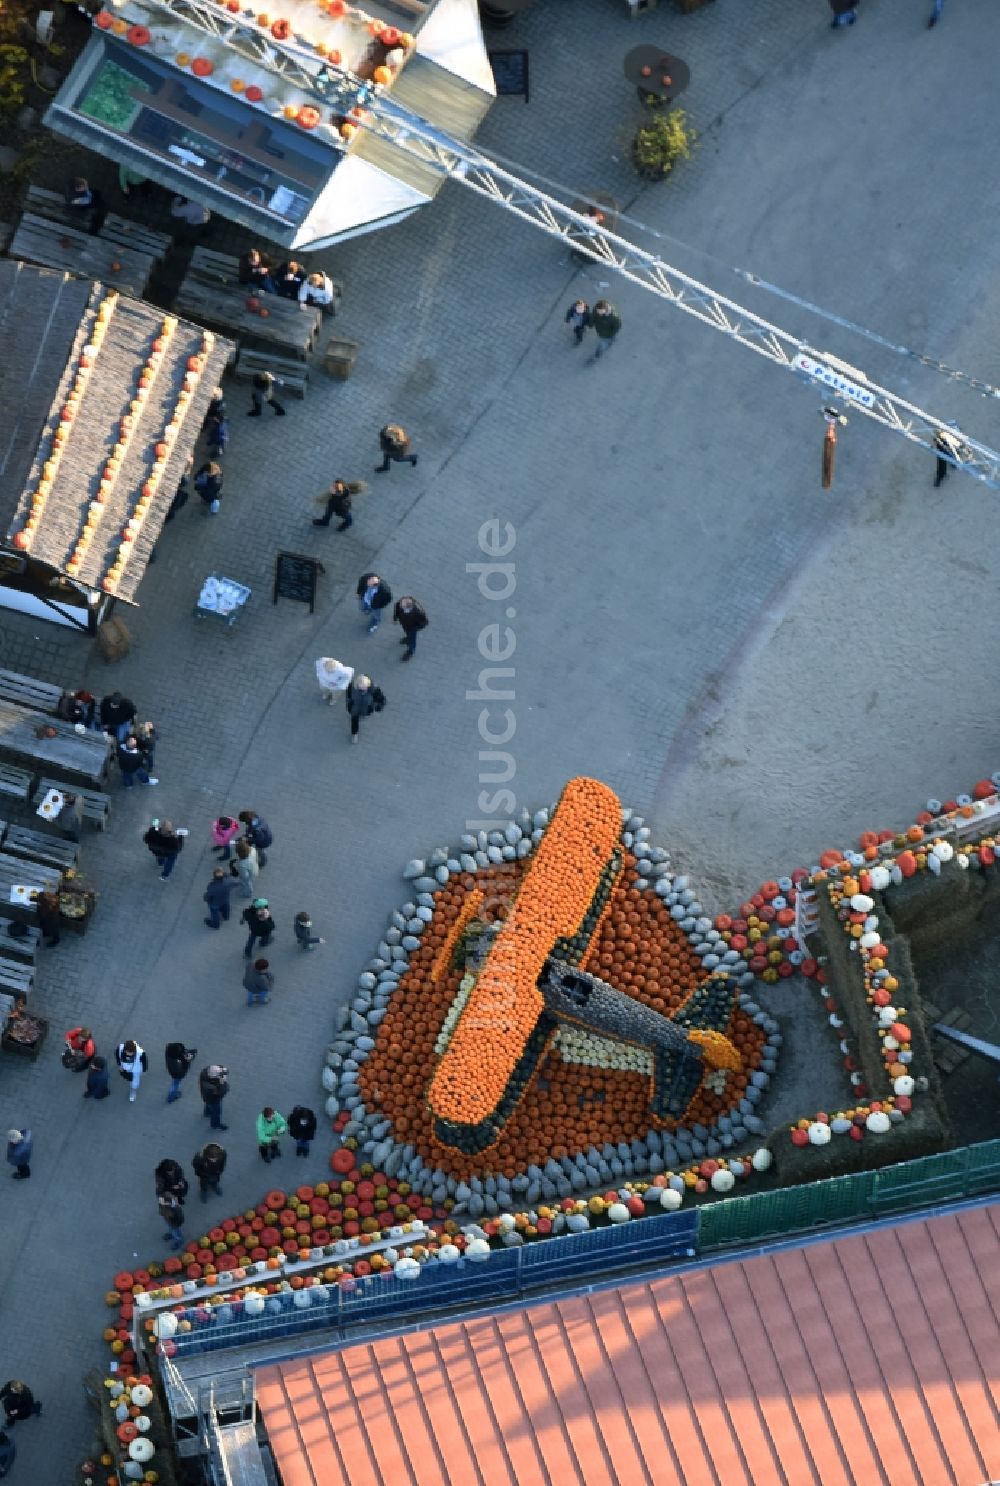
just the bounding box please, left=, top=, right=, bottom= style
left=1, top=1, right=999, bottom=1478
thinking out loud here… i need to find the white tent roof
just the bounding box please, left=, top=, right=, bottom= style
left=416, top=0, right=497, bottom=95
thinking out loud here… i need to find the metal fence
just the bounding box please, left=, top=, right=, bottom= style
left=166, top=1141, right=999, bottom=1359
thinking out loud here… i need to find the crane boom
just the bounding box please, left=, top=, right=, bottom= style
left=129, top=0, right=1000, bottom=487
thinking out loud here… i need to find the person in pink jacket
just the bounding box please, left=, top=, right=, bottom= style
left=211, top=815, right=241, bottom=862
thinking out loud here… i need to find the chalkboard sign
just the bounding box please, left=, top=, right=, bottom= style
left=489, top=50, right=529, bottom=102
left=273, top=551, right=324, bottom=613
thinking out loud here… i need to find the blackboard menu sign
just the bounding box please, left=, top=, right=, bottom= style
left=273, top=551, right=324, bottom=613
left=488, top=50, right=529, bottom=101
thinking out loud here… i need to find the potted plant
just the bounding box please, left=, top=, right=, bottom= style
left=631, top=109, right=695, bottom=181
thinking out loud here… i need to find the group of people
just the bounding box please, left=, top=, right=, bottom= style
left=564, top=298, right=622, bottom=361
left=309, top=574, right=428, bottom=744
left=239, top=247, right=337, bottom=308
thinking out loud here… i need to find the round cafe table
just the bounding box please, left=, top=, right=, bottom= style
left=567, top=192, right=620, bottom=263
left=623, top=45, right=690, bottom=106
left=480, top=0, right=533, bottom=23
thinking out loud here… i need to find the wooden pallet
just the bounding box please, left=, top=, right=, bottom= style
left=0, top=764, right=33, bottom=802
left=234, top=347, right=308, bottom=398
left=0, top=669, right=63, bottom=714
left=923, top=1000, right=974, bottom=1076
left=0, top=917, right=39, bottom=962
left=187, top=246, right=242, bottom=287
left=34, top=778, right=110, bottom=830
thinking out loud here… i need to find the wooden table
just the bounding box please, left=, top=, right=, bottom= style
left=173, top=276, right=321, bottom=360
left=0, top=701, right=111, bottom=785
left=101, top=213, right=173, bottom=260
left=623, top=46, right=691, bottom=106
left=10, top=213, right=157, bottom=296
left=0, top=851, right=62, bottom=916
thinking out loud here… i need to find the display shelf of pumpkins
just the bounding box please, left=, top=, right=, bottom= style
left=88, top=1370, right=177, bottom=1486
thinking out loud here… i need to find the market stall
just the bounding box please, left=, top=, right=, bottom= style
left=0, top=260, right=233, bottom=633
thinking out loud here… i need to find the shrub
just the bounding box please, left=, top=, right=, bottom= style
left=631, top=108, right=695, bottom=180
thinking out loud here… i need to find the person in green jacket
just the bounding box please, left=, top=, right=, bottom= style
left=256, top=1106, right=287, bottom=1162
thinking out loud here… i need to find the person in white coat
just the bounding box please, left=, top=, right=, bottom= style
left=299, top=271, right=335, bottom=308
left=315, top=657, right=354, bottom=704
left=115, top=1039, right=147, bottom=1103
left=232, top=839, right=260, bottom=899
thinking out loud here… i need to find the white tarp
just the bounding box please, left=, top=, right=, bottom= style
left=415, top=0, right=496, bottom=96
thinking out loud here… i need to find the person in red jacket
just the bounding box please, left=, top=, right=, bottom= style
left=63, top=1026, right=95, bottom=1071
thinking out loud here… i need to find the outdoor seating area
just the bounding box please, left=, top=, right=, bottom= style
left=8, top=184, right=173, bottom=298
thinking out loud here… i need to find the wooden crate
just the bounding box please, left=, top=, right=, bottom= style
left=96, top=614, right=131, bottom=661
left=323, top=337, right=359, bottom=381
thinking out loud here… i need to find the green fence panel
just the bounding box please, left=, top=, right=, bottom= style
left=699, top=1169, right=875, bottom=1251
left=960, top=1138, right=1000, bottom=1195
left=872, top=1148, right=970, bottom=1215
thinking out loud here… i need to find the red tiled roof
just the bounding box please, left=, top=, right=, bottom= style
left=256, top=1203, right=1000, bottom=1486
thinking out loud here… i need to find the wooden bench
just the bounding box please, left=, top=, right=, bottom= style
left=0, top=764, right=33, bottom=802
left=187, top=246, right=242, bottom=287
left=101, top=213, right=172, bottom=259
left=234, top=347, right=309, bottom=398
left=34, top=778, right=110, bottom=830
left=0, top=670, right=64, bottom=714
left=0, top=917, right=39, bottom=962
left=3, top=824, right=79, bottom=872
left=0, top=955, right=33, bottom=997
left=24, top=183, right=83, bottom=230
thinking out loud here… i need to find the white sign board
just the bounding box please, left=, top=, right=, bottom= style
left=794, top=352, right=876, bottom=409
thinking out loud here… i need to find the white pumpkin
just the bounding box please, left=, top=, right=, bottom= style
left=710, top=1169, right=735, bottom=1192
left=394, top=1257, right=421, bottom=1280
left=437, top=1244, right=461, bottom=1264
left=465, top=1238, right=491, bottom=1261
left=850, top=893, right=874, bottom=912
left=607, top=1202, right=630, bottom=1224
left=128, top=1437, right=155, bottom=1463
left=244, top=1294, right=266, bottom=1317
left=751, top=1148, right=773, bottom=1172
left=893, top=1074, right=915, bottom=1096
left=131, top=1384, right=153, bottom=1408
left=869, top=865, right=891, bottom=890
left=154, top=1312, right=177, bottom=1339
left=135, top=1415, right=151, bottom=1433
left=932, top=840, right=954, bottom=862
left=866, top=1111, right=892, bottom=1134
left=659, top=1187, right=683, bottom=1210
left=807, top=1123, right=832, bottom=1146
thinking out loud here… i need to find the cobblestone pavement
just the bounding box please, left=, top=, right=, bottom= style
left=1, top=0, right=998, bottom=1478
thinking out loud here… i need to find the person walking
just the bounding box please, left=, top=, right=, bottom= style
left=199, top=1063, right=230, bottom=1130
left=0, top=1381, right=41, bottom=1427
left=204, top=865, right=237, bottom=928
left=205, top=406, right=229, bottom=461
left=100, top=690, right=136, bottom=742
left=231, top=839, right=259, bottom=900
left=587, top=300, right=622, bottom=362
left=119, top=734, right=159, bottom=788
left=927, top=0, right=944, bottom=25
left=565, top=298, right=590, bottom=345
left=36, top=890, right=61, bottom=947
left=238, top=810, right=272, bottom=869
left=315, top=657, right=354, bottom=705
left=247, top=371, right=286, bottom=417
left=294, top=911, right=325, bottom=950
left=165, top=1042, right=197, bottom=1103
left=192, top=1141, right=226, bottom=1202
left=143, top=819, right=186, bottom=879
left=242, top=899, right=274, bottom=957
left=211, top=815, right=241, bottom=861
left=933, top=422, right=967, bottom=486
left=256, top=1106, right=287, bottom=1162
left=313, top=478, right=365, bottom=531
left=345, top=674, right=385, bottom=744
left=6, top=1128, right=32, bottom=1180
left=83, top=1055, right=110, bottom=1099
left=244, top=958, right=274, bottom=1006
left=62, top=1025, right=95, bottom=1071
left=827, top=0, right=858, bottom=25
left=288, top=1104, right=317, bottom=1157
left=393, top=596, right=428, bottom=662
left=194, top=461, right=224, bottom=515
left=357, top=572, right=392, bottom=635
left=154, top=1157, right=189, bottom=1202
left=159, top=1190, right=186, bottom=1250
left=0, top=1427, right=14, bottom=1477
left=115, top=1039, right=147, bottom=1103
left=375, top=424, right=418, bottom=473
